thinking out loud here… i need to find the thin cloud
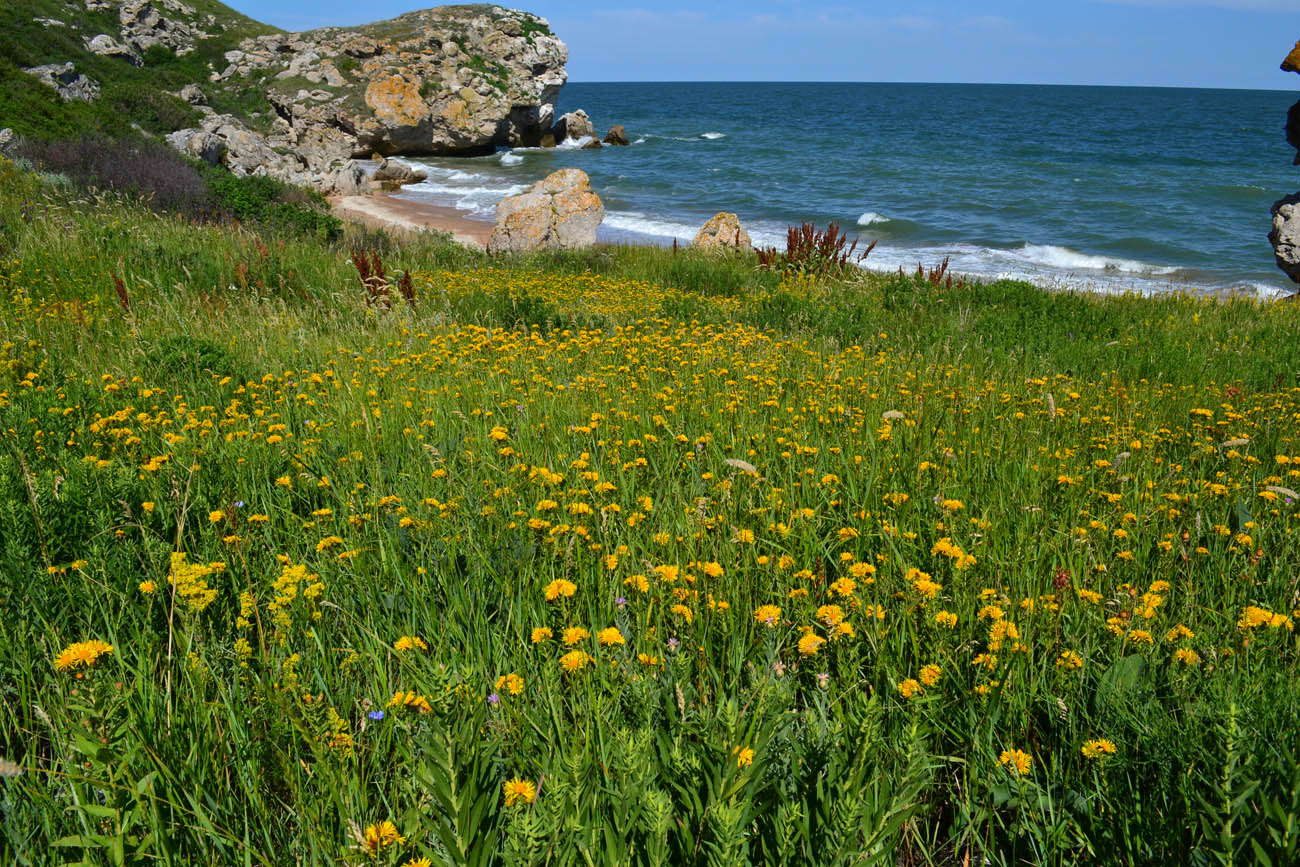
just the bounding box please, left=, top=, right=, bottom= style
left=1097, top=0, right=1296, bottom=10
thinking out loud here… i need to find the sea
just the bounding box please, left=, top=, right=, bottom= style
left=394, top=82, right=1300, bottom=298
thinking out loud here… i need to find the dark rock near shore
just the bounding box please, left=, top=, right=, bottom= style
left=603, top=124, right=629, bottom=146
left=1288, top=100, right=1300, bottom=166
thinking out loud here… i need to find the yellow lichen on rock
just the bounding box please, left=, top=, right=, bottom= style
left=1283, top=40, right=1300, bottom=74
left=365, top=75, right=428, bottom=128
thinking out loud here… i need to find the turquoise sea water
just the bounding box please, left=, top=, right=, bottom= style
left=398, top=82, right=1299, bottom=297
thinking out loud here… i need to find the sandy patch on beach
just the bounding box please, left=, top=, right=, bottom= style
left=330, top=193, right=492, bottom=249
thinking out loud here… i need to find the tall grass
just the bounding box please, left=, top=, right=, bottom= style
left=2, top=160, right=1300, bottom=865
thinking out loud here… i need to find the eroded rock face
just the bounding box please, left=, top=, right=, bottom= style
left=488, top=168, right=603, bottom=255
left=212, top=6, right=567, bottom=158
left=85, top=33, right=140, bottom=65
left=693, top=212, right=753, bottom=253
left=24, top=63, right=100, bottom=102
left=167, top=113, right=370, bottom=195
left=603, top=125, right=629, bottom=146
left=1271, top=193, right=1300, bottom=284
left=1273, top=40, right=1300, bottom=288
left=119, top=0, right=210, bottom=56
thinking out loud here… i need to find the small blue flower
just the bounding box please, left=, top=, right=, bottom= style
left=367, top=710, right=384, bottom=721
left=487, top=693, right=501, bottom=706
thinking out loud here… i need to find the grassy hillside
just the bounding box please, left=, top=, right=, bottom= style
left=0, top=0, right=274, bottom=140
left=3, top=158, right=1300, bottom=865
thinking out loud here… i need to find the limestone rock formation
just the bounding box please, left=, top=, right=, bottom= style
left=179, top=83, right=206, bottom=105
left=85, top=33, right=140, bottom=65
left=372, top=158, right=429, bottom=189
left=488, top=168, right=603, bottom=255
left=211, top=7, right=567, bottom=158
left=0, top=129, right=15, bottom=157
left=552, top=109, right=595, bottom=143
left=1272, top=39, right=1300, bottom=289
left=24, top=63, right=100, bottom=102
left=603, top=125, right=630, bottom=146
left=167, top=113, right=370, bottom=195
left=119, top=0, right=209, bottom=56
left=692, top=212, right=753, bottom=253
left=1271, top=193, right=1300, bottom=284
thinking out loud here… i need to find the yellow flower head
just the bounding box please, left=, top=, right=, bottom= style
left=1081, top=739, right=1117, bottom=760
left=362, top=820, right=404, bottom=853
left=596, top=627, right=625, bottom=646
left=998, top=749, right=1033, bottom=776
left=544, top=579, right=577, bottom=601
left=503, top=778, right=537, bottom=806
left=562, top=626, right=590, bottom=645
left=531, top=627, right=553, bottom=643
left=53, top=639, right=114, bottom=672
left=754, top=604, right=781, bottom=627
left=797, top=633, right=826, bottom=656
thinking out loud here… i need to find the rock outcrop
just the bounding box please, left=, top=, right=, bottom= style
left=551, top=109, right=594, bottom=143
left=166, top=112, right=370, bottom=195
left=24, top=63, right=100, bottom=102
left=693, top=212, right=753, bottom=253
left=211, top=7, right=566, bottom=158
left=372, top=158, right=429, bottom=189
left=1272, top=40, right=1300, bottom=289
left=1272, top=194, right=1300, bottom=284
left=118, top=0, right=210, bottom=56
left=85, top=33, right=140, bottom=65
left=603, top=125, right=629, bottom=146
left=0, top=129, right=15, bottom=157
left=488, top=168, right=603, bottom=255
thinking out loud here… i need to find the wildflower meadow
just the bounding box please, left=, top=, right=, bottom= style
left=3, top=157, right=1300, bottom=864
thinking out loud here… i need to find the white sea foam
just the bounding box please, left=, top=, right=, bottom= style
left=555, top=135, right=594, bottom=150
left=499, top=151, right=524, bottom=166
left=398, top=162, right=528, bottom=215
left=1010, top=244, right=1180, bottom=276
left=857, top=211, right=890, bottom=226
left=700, top=132, right=726, bottom=140
left=600, top=210, right=708, bottom=242
left=632, top=136, right=648, bottom=144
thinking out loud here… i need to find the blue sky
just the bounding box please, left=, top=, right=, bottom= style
left=228, top=1, right=1300, bottom=89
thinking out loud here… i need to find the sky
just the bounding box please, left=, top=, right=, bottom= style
left=227, top=1, right=1300, bottom=90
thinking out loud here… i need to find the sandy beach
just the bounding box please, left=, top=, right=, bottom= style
left=330, top=193, right=492, bottom=249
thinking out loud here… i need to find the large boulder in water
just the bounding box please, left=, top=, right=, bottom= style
left=488, top=168, right=604, bottom=255
left=603, top=125, right=630, bottom=146
left=552, top=109, right=595, bottom=143
left=692, top=212, right=753, bottom=253
left=1271, top=193, right=1300, bottom=285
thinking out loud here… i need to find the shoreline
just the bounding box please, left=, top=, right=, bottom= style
left=334, top=187, right=1296, bottom=300
left=330, top=192, right=493, bottom=249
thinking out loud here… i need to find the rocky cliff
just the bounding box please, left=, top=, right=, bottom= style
left=1271, top=39, right=1300, bottom=288
left=170, top=5, right=567, bottom=192
left=6, top=2, right=567, bottom=194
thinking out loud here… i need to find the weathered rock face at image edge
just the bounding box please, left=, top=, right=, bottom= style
left=1271, top=39, right=1300, bottom=288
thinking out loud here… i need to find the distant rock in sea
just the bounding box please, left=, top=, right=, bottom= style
left=603, top=125, right=630, bottom=146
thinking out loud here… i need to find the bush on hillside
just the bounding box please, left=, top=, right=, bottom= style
left=15, top=136, right=342, bottom=240
left=16, top=136, right=215, bottom=217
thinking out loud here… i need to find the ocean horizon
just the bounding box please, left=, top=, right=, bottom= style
left=395, top=81, right=1299, bottom=298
